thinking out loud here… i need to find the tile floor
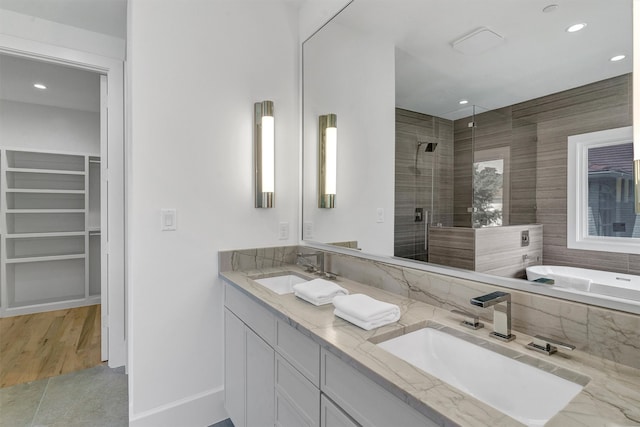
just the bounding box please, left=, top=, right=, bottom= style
left=0, top=365, right=127, bottom=427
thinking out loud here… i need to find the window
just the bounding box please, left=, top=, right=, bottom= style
left=473, top=147, right=510, bottom=227
left=568, top=126, right=640, bottom=254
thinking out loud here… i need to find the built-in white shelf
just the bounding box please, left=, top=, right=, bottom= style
left=6, top=167, right=85, bottom=175
left=0, top=148, right=102, bottom=317
left=7, top=189, right=86, bottom=194
left=7, top=209, right=86, bottom=214
left=6, top=254, right=86, bottom=264
left=6, top=231, right=86, bottom=239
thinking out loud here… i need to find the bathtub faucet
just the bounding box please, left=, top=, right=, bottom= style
left=470, top=291, right=516, bottom=342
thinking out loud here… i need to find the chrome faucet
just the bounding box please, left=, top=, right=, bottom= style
left=297, top=252, right=324, bottom=274
left=470, top=291, right=516, bottom=342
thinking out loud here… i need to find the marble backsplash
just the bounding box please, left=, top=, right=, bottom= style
left=219, top=245, right=640, bottom=369
left=218, top=246, right=299, bottom=272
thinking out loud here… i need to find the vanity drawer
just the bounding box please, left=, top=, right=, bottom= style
left=320, top=395, right=359, bottom=427
left=275, top=353, right=320, bottom=427
left=320, top=349, right=438, bottom=427
left=225, top=282, right=275, bottom=345
left=276, top=318, right=320, bottom=386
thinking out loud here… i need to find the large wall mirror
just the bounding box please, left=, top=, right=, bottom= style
left=302, top=0, right=640, bottom=312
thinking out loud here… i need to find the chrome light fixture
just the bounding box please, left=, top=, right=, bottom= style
left=318, top=114, right=337, bottom=208
left=255, top=100, right=275, bottom=208
left=634, top=0, right=640, bottom=213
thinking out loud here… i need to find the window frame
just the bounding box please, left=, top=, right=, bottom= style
left=567, top=126, right=640, bottom=254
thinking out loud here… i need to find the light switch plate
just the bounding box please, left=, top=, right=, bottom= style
left=376, top=208, right=384, bottom=223
left=161, top=209, right=177, bottom=231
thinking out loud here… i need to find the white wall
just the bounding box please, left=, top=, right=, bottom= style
left=127, top=0, right=300, bottom=425
left=298, top=0, right=352, bottom=42
left=302, top=19, right=395, bottom=256
left=0, top=100, right=99, bottom=153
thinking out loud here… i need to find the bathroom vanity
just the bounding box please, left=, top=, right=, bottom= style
left=220, top=258, right=640, bottom=427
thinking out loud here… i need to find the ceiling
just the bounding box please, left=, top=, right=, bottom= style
left=0, top=0, right=126, bottom=112
left=333, top=0, right=633, bottom=120
left=0, top=54, right=101, bottom=112
left=0, top=0, right=127, bottom=39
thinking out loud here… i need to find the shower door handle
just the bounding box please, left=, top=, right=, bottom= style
left=424, top=211, right=429, bottom=251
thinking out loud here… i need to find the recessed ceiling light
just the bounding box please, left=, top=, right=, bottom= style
left=610, top=55, right=626, bottom=62
left=459, top=99, right=469, bottom=105
left=566, top=23, right=586, bottom=33
left=33, top=83, right=47, bottom=90
left=542, top=4, right=559, bottom=13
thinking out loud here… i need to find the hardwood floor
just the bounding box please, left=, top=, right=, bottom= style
left=0, top=305, right=102, bottom=388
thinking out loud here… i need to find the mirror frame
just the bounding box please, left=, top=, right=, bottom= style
left=300, top=0, right=640, bottom=316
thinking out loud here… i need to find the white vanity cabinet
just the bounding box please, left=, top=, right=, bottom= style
left=320, top=349, right=439, bottom=427
left=223, top=282, right=439, bottom=427
left=225, top=283, right=322, bottom=427
left=224, top=285, right=275, bottom=427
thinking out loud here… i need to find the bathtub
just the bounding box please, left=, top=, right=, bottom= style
left=526, top=265, right=640, bottom=302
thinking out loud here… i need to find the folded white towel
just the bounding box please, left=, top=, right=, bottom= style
left=332, top=294, right=400, bottom=330
left=293, top=278, right=349, bottom=306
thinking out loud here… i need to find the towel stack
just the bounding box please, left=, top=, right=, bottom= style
left=293, top=278, right=349, bottom=306
left=332, top=294, right=400, bottom=330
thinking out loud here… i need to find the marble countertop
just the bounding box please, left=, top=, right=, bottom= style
left=220, top=266, right=640, bottom=427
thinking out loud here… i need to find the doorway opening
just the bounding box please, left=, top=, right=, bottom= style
left=0, top=48, right=125, bottom=386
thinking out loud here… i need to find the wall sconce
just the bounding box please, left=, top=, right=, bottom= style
left=318, top=113, right=337, bottom=208
left=635, top=0, right=640, bottom=214
left=255, top=100, right=274, bottom=208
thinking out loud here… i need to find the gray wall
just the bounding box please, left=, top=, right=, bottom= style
left=395, top=109, right=453, bottom=261
left=397, top=74, right=638, bottom=276
left=519, top=74, right=640, bottom=274
left=453, top=106, right=537, bottom=227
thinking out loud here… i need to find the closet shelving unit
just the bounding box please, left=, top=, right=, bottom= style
left=0, top=148, right=101, bottom=317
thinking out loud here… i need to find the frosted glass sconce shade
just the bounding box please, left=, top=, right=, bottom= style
left=255, top=100, right=275, bottom=208
left=319, top=113, right=337, bottom=208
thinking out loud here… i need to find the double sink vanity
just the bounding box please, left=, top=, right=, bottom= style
left=220, top=248, right=640, bottom=427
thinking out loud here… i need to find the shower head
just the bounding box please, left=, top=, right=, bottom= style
left=425, top=142, right=438, bottom=152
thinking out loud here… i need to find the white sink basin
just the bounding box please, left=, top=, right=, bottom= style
left=252, top=273, right=308, bottom=295
left=377, top=326, right=586, bottom=426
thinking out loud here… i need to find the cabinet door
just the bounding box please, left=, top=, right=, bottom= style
left=320, top=395, right=359, bottom=427
left=246, top=327, right=275, bottom=427
left=225, top=309, right=246, bottom=427
left=274, top=354, right=320, bottom=427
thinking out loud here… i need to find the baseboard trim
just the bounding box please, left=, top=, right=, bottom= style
left=130, top=386, right=227, bottom=427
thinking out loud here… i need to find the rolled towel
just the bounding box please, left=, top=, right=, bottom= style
left=332, top=294, right=400, bottom=330
left=293, top=278, right=349, bottom=306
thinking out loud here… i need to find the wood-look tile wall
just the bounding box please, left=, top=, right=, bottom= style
left=428, top=224, right=543, bottom=278
left=450, top=74, right=636, bottom=275
left=513, top=74, right=636, bottom=273
left=475, top=224, right=542, bottom=278
left=453, top=107, right=538, bottom=227
left=395, top=108, right=453, bottom=261
left=395, top=75, right=634, bottom=274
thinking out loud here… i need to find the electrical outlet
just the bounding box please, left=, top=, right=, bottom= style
left=521, top=230, right=530, bottom=247
left=303, top=222, right=313, bottom=240
left=376, top=208, right=384, bottom=223
left=278, top=222, right=289, bottom=240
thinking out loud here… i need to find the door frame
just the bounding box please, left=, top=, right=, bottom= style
left=0, top=34, right=127, bottom=368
